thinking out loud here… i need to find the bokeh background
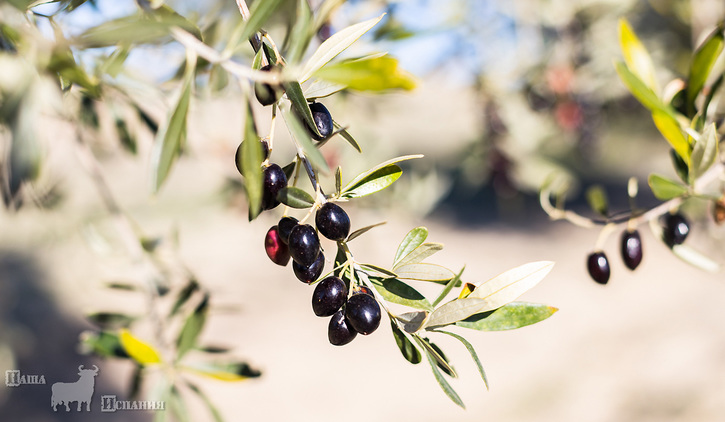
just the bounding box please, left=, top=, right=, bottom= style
left=1, top=0, right=725, bottom=421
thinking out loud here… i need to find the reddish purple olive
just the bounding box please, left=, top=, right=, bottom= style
left=307, top=102, right=333, bottom=140
left=587, top=251, right=610, bottom=284
left=288, top=224, right=320, bottom=267
left=328, top=309, right=357, bottom=346
left=264, top=226, right=289, bottom=266
left=620, top=229, right=643, bottom=270
left=345, top=293, right=381, bottom=335
left=315, top=202, right=350, bottom=241
left=662, top=212, right=690, bottom=247
left=312, top=276, right=347, bottom=316
left=262, top=163, right=287, bottom=210
left=277, top=216, right=299, bottom=245
left=293, top=251, right=325, bottom=284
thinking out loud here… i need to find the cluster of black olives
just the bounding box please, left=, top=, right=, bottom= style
left=587, top=211, right=690, bottom=284
left=263, top=203, right=381, bottom=345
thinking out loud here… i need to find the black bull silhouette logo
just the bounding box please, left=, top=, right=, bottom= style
left=51, top=365, right=99, bottom=412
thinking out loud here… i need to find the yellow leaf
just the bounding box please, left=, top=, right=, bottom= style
left=119, top=329, right=162, bottom=365
left=652, top=110, right=690, bottom=164
left=619, top=19, right=659, bottom=93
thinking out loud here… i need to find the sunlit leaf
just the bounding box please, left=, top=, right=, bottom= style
left=176, top=294, right=209, bottom=359
left=425, top=262, right=554, bottom=328
left=276, top=186, right=315, bottom=208
left=394, top=227, right=428, bottom=267
left=304, top=79, right=347, bottom=99
left=690, top=123, right=719, bottom=179
left=390, top=321, right=421, bottom=364
left=433, top=329, right=488, bottom=390
left=150, top=52, right=195, bottom=193
left=120, top=329, right=162, bottom=365
left=314, top=54, right=416, bottom=91
left=455, top=302, right=558, bottom=331
left=393, top=242, right=444, bottom=269
left=648, top=173, right=688, bottom=200
left=359, top=263, right=398, bottom=278
left=585, top=185, right=608, bottom=217
left=341, top=155, right=422, bottom=199
left=299, top=14, right=385, bottom=82
left=615, top=62, right=670, bottom=115
left=370, top=276, right=433, bottom=311
left=652, top=110, right=690, bottom=163
left=395, top=263, right=456, bottom=284
left=687, top=27, right=724, bottom=115
left=619, top=19, right=659, bottom=92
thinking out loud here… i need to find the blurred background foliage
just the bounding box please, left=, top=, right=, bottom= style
left=1, top=0, right=725, bottom=419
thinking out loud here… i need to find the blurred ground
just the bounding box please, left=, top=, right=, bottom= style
left=1, top=77, right=725, bottom=422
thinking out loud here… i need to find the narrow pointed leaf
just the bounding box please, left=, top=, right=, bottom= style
left=304, top=79, right=347, bottom=99
left=648, top=173, right=688, bottom=200
left=396, top=311, right=429, bottom=333
left=433, top=329, right=489, bottom=390
left=286, top=0, right=313, bottom=64
left=281, top=107, right=330, bottom=174
left=394, top=243, right=444, bottom=269
left=333, top=120, right=362, bottom=153
left=619, top=19, right=659, bottom=91
left=347, top=222, right=387, bottom=242
left=176, top=294, right=209, bottom=359
left=341, top=155, right=422, bottom=199
left=313, top=54, right=416, bottom=91
left=299, top=14, right=385, bottom=82
left=170, top=278, right=200, bottom=316
left=615, top=61, right=670, bottom=114
left=283, top=78, right=323, bottom=139
left=455, top=302, right=559, bottom=331
left=687, top=28, right=724, bottom=114
left=277, top=186, right=315, bottom=208
left=370, top=277, right=433, bottom=311
left=394, top=227, right=428, bottom=266
left=183, top=361, right=261, bottom=382
left=652, top=110, right=690, bottom=163
left=431, top=267, right=465, bottom=307
left=150, top=53, right=195, bottom=193
left=418, top=338, right=464, bottom=408
left=585, top=185, right=609, bottom=216
left=241, top=106, right=264, bottom=220
left=390, top=321, right=422, bottom=364
left=120, top=329, right=162, bottom=365
left=238, top=0, right=285, bottom=43
left=690, top=123, right=719, bottom=179
left=87, top=312, right=136, bottom=329
left=419, top=337, right=457, bottom=378
left=395, top=263, right=457, bottom=284
left=359, top=263, right=398, bottom=278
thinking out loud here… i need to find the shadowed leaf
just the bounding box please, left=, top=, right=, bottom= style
left=370, top=276, right=433, bottom=311
left=390, top=321, right=421, bottom=364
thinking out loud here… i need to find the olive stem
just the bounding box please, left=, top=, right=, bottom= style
left=541, top=162, right=725, bottom=229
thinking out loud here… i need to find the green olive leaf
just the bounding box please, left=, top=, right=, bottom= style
left=690, top=123, right=719, bottom=180
left=341, top=155, right=422, bottom=199
left=585, top=185, right=609, bottom=217
left=299, top=14, right=385, bottom=82
left=687, top=26, right=724, bottom=115
left=370, top=276, right=433, bottom=311
left=394, top=227, right=428, bottom=267
left=455, top=301, right=559, bottom=331
left=618, top=19, right=659, bottom=92
left=648, top=173, right=689, bottom=200
left=390, top=321, right=421, bottom=364
left=313, top=54, right=416, bottom=92
left=176, top=294, right=209, bottom=359
left=432, top=329, right=489, bottom=390
left=276, top=186, right=315, bottom=209
left=393, top=242, right=444, bottom=269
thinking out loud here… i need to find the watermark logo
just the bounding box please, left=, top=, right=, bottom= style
left=101, top=395, right=166, bottom=412
left=5, top=369, right=46, bottom=387
left=51, top=365, right=99, bottom=412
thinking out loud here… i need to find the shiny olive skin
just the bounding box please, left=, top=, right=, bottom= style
left=287, top=224, right=320, bottom=267
left=311, top=276, right=347, bottom=316
left=277, top=216, right=299, bottom=245
left=315, top=202, right=350, bottom=241
left=587, top=251, right=610, bottom=285
left=345, top=293, right=381, bottom=335
left=308, top=102, right=333, bottom=140
left=620, top=229, right=643, bottom=270
left=261, top=164, right=287, bottom=210
left=264, top=226, right=290, bottom=266
left=293, top=251, right=325, bottom=284
left=328, top=309, right=357, bottom=346
left=662, top=212, right=690, bottom=247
